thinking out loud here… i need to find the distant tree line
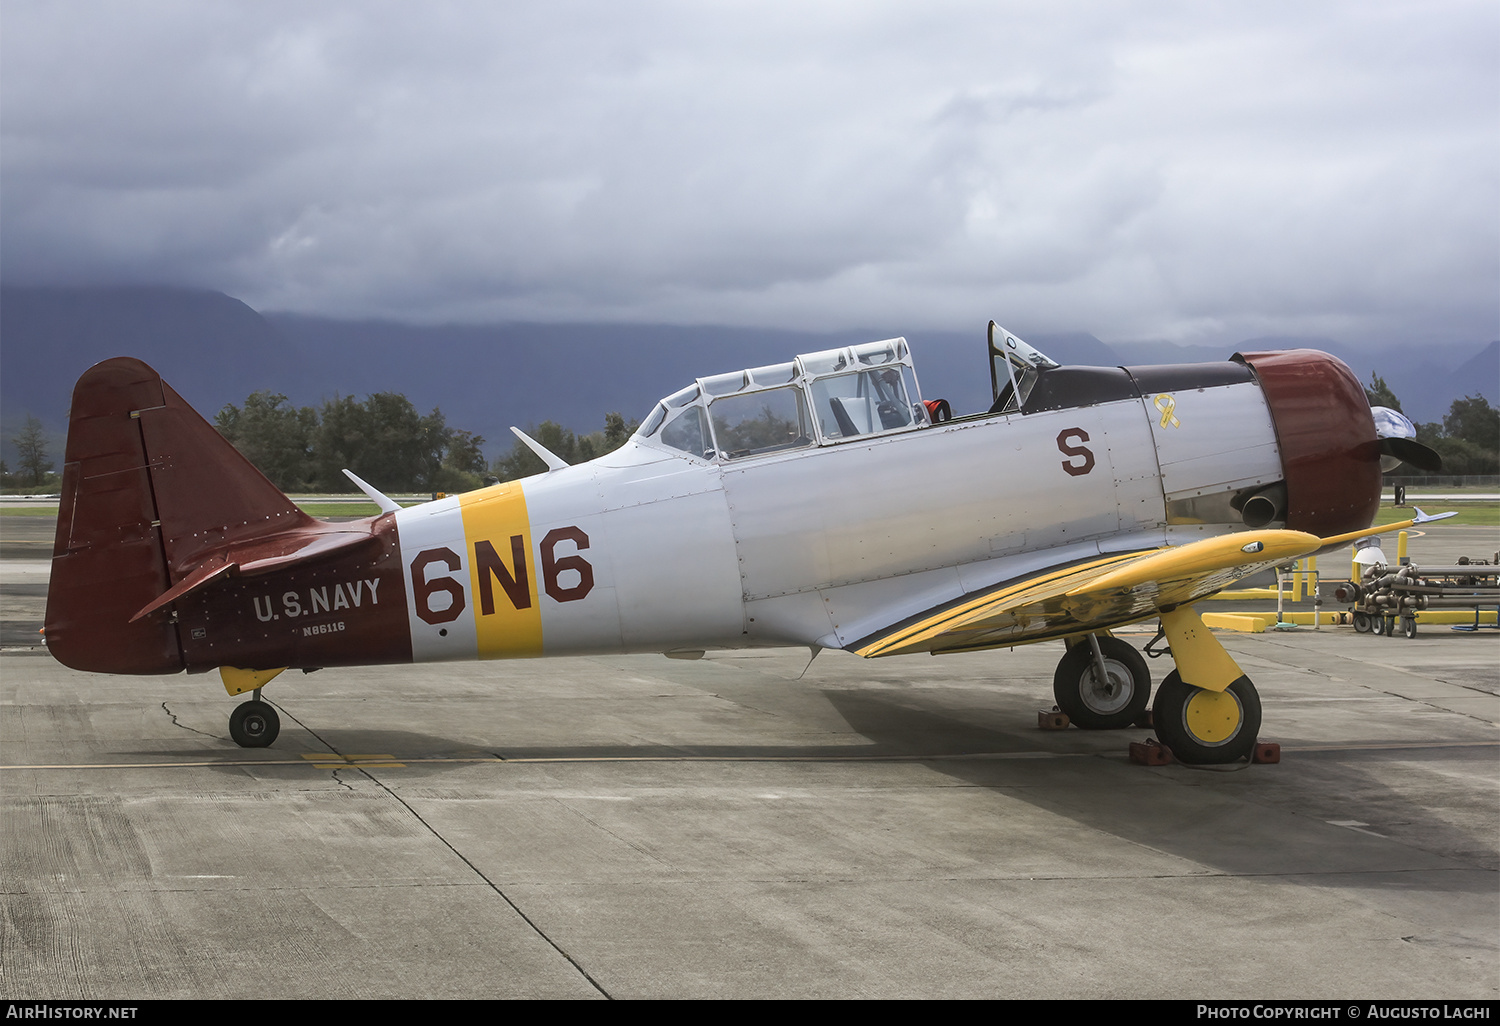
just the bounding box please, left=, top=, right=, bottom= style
left=213, top=391, right=639, bottom=492
left=0, top=415, right=57, bottom=488
left=1366, top=375, right=1499, bottom=475
left=215, top=391, right=487, bottom=493
left=491, top=413, right=639, bottom=481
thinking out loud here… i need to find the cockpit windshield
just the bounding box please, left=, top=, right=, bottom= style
left=988, top=322, right=1059, bottom=414
left=637, top=336, right=927, bottom=460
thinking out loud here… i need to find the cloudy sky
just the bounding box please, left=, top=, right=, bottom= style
left=3, top=1, right=1496, bottom=348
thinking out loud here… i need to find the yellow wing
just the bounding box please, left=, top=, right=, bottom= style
left=851, top=529, right=1323, bottom=658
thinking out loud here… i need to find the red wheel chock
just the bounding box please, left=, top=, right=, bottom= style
left=1038, top=707, right=1070, bottom=730
left=1130, top=738, right=1173, bottom=765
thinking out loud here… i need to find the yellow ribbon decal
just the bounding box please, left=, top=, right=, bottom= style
left=1154, top=393, right=1180, bottom=428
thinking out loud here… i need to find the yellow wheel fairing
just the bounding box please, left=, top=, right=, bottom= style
left=1158, top=605, right=1244, bottom=693
left=1182, top=687, right=1244, bottom=745
left=459, top=483, right=543, bottom=658
left=221, top=665, right=286, bottom=696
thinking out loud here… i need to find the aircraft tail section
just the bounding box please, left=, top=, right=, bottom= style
left=45, top=357, right=314, bottom=674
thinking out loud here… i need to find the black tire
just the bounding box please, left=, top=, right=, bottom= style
left=230, top=700, right=280, bottom=748
left=1352, top=611, right=1372, bottom=634
left=1152, top=670, right=1261, bottom=765
left=1053, top=637, right=1152, bottom=730
left=1402, top=615, right=1417, bottom=639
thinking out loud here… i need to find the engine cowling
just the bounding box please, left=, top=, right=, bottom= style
left=1234, top=349, right=1381, bottom=538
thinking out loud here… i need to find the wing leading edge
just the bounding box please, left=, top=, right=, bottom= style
left=852, top=529, right=1325, bottom=658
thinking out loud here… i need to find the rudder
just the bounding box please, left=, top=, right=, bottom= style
left=45, top=358, right=313, bottom=673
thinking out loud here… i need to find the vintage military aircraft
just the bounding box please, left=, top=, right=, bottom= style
left=43, top=323, right=1446, bottom=764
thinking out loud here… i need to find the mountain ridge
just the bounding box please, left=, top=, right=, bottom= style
left=3, top=285, right=1492, bottom=464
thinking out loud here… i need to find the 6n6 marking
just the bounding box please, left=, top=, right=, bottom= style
left=410, top=526, right=595, bottom=625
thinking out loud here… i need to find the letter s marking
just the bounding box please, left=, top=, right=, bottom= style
left=1057, top=428, right=1095, bottom=476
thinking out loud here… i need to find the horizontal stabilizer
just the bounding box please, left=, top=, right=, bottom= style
left=128, top=527, right=380, bottom=622
left=129, top=560, right=234, bottom=623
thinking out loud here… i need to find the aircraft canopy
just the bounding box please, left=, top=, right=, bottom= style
left=637, top=337, right=927, bottom=462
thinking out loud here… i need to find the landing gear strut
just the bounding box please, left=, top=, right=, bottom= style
left=229, top=691, right=280, bottom=748
left=1053, top=635, right=1151, bottom=729
left=1148, top=605, right=1264, bottom=765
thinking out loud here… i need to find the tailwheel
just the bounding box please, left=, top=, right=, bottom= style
left=229, top=700, right=280, bottom=748
left=1151, top=671, right=1261, bottom=765
left=1053, top=636, right=1151, bottom=730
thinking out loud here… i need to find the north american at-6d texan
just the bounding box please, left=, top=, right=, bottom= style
left=44, top=323, right=1446, bottom=764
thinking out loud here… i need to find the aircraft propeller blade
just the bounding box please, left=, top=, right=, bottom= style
left=1370, top=405, right=1442, bottom=472
left=1377, top=436, right=1442, bottom=472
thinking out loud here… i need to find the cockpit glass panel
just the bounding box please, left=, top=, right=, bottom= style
left=991, top=353, right=1044, bottom=414
left=853, top=340, right=899, bottom=366
left=701, top=370, right=749, bottom=397
left=1014, top=363, right=1041, bottom=409
left=640, top=403, right=667, bottom=437
left=659, top=406, right=713, bottom=460
left=810, top=368, right=911, bottom=440
left=664, top=384, right=700, bottom=409
left=901, top=366, right=924, bottom=415
left=797, top=348, right=850, bottom=377
left=748, top=361, right=796, bottom=386
left=709, top=387, right=813, bottom=460
left=988, top=327, right=1058, bottom=412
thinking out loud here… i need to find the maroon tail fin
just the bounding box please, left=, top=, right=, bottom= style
left=45, top=358, right=314, bottom=673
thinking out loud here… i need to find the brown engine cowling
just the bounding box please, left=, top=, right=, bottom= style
left=1234, top=349, right=1381, bottom=538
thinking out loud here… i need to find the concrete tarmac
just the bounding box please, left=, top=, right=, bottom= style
left=2, top=516, right=1497, bottom=999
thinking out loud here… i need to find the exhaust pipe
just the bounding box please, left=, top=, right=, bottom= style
left=1236, top=483, right=1288, bottom=529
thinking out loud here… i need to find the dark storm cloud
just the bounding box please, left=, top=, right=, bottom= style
left=2, top=0, right=1496, bottom=347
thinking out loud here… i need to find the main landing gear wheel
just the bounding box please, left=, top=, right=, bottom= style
left=230, top=700, right=280, bottom=748
left=1053, top=637, right=1152, bottom=730
left=1151, top=671, right=1261, bottom=765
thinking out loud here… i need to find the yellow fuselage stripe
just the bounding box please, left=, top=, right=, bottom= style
left=459, top=484, right=543, bottom=658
